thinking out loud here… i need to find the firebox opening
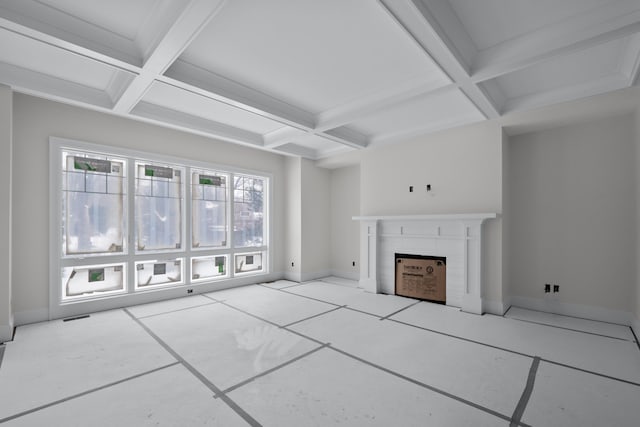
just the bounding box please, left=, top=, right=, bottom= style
left=395, top=253, right=446, bottom=304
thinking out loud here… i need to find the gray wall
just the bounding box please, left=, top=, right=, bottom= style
left=330, top=165, right=360, bottom=280
left=359, top=121, right=505, bottom=311
left=507, top=114, right=636, bottom=318
left=283, top=158, right=332, bottom=282
left=284, top=157, right=302, bottom=281
left=12, top=94, right=287, bottom=324
left=0, top=86, right=12, bottom=342
left=636, top=108, right=640, bottom=331
left=300, top=159, right=331, bottom=280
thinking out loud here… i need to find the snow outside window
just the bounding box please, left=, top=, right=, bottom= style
left=233, top=176, right=264, bottom=247
left=192, top=170, right=228, bottom=248
left=135, top=162, right=183, bottom=251
left=62, top=152, right=126, bottom=256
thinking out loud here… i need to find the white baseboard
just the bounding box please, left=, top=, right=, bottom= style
left=329, top=269, right=360, bottom=282
left=283, top=271, right=302, bottom=283
left=300, top=270, right=332, bottom=283
left=13, top=307, right=49, bottom=327
left=510, top=295, right=633, bottom=325
left=632, top=315, right=640, bottom=340
left=0, top=324, right=13, bottom=343
left=320, top=276, right=359, bottom=287
left=483, top=299, right=508, bottom=316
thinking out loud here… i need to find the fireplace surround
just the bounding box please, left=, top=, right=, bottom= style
left=353, top=213, right=496, bottom=314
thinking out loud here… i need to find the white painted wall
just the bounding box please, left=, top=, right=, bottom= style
left=508, top=114, right=636, bottom=323
left=501, top=129, right=511, bottom=310
left=0, top=86, right=12, bottom=342
left=360, top=122, right=505, bottom=312
left=635, top=107, right=640, bottom=335
left=300, top=159, right=331, bottom=281
left=330, top=165, right=360, bottom=280
left=284, top=156, right=301, bottom=282
left=12, top=94, right=287, bottom=325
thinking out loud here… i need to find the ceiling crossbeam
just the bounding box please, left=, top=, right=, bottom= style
left=112, top=0, right=227, bottom=113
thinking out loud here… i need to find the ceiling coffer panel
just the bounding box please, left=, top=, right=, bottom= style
left=176, top=0, right=449, bottom=114
left=0, top=0, right=637, bottom=160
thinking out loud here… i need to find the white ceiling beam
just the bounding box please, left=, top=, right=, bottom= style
left=621, top=34, right=640, bottom=86
left=502, top=74, right=629, bottom=115
left=163, top=60, right=315, bottom=130
left=458, top=82, right=501, bottom=119
left=0, top=61, right=114, bottom=108
left=315, top=78, right=454, bottom=132
left=321, top=128, right=369, bottom=149
left=0, top=16, right=141, bottom=73
left=163, top=61, right=371, bottom=150
left=274, top=143, right=318, bottom=160
left=112, top=0, right=227, bottom=113
left=472, top=2, right=640, bottom=82
left=263, top=126, right=307, bottom=149
left=132, top=101, right=264, bottom=146
left=377, top=0, right=500, bottom=120
left=369, top=113, right=484, bottom=147
left=0, top=4, right=143, bottom=68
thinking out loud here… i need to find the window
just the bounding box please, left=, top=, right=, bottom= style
left=135, top=161, right=184, bottom=251
left=192, top=169, right=228, bottom=248
left=62, top=151, right=126, bottom=256
left=51, top=138, right=270, bottom=313
left=233, top=175, right=264, bottom=247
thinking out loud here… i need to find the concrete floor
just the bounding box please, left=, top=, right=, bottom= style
left=0, top=278, right=639, bottom=426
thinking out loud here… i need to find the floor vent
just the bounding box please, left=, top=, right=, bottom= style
left=63, top=314, right=90, bottom=322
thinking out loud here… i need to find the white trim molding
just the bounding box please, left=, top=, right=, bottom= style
left=632, top=315, right=640, bottom=341
left=510, top=295, right=634, bottom=326
left=353, top=213, right=496, bottom=315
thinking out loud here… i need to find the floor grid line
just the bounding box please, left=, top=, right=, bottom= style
left=2, top=282, right=638, bottom=426
left=505, top=317, right=633, bottom=342
left=123, top=308, right=262, bottom=427
left=210, top=294, right=530, bottom=424
left=221, top=344, right=330, bottom=395
left=0, top=362, right=180, bottom=424
left=510, top=357, right=541, bottom=427
left=386, top=318, right=640, bottom=388
left=326, top=345, right=521, bottom=425
left=135, top=300, right=218, bottom=320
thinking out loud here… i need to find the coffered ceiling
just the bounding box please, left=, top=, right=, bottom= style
left=0, top=0, right=638, bottom=159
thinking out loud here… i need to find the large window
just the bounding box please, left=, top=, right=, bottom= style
left=135, top=162, right=184, bottom=251
left=51, top=138, right=270, bottom=309
left=62, top=151, right=126, bottom=256
left=192, top=169, right=227, bottom=248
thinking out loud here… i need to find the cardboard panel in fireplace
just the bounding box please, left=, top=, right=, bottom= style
left=395, top=254, right=446, bottom=303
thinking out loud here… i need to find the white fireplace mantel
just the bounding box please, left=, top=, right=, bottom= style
left=353, top=213, right=497, bottom=314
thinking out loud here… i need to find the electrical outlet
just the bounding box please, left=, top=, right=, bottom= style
left=553, top=284, right=559, bottom=293
left=291, top=261, right=294, bottom=267
left=409, top=186, right=413, bottom=192
left=352, top=261, right=356, bottom=267
left=544, top=284, right=551, bottom=293
left=187, top=289, right=193, bottom=294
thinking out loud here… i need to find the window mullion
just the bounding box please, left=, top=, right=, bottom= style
left=126, top=157, right=136, bottom=295
left=184, top=166, right=192, bottom=286
left=229, top=173, right=236, bottom=279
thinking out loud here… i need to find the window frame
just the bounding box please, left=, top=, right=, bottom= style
left=49, top=137, right=272, bottom=320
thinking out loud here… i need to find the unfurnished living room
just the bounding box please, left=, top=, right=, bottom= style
left=0, top=1, right=640, bottom=426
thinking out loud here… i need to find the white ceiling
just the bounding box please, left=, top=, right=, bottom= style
left=0, top=0, right=638, bottom=160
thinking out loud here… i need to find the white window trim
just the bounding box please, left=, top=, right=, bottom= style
left=49, top=136, right=273, bottom=320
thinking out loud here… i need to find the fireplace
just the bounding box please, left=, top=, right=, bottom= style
left=395, top=253, right=446, bottom=303
left=353, top=213, right=496, bottom=314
